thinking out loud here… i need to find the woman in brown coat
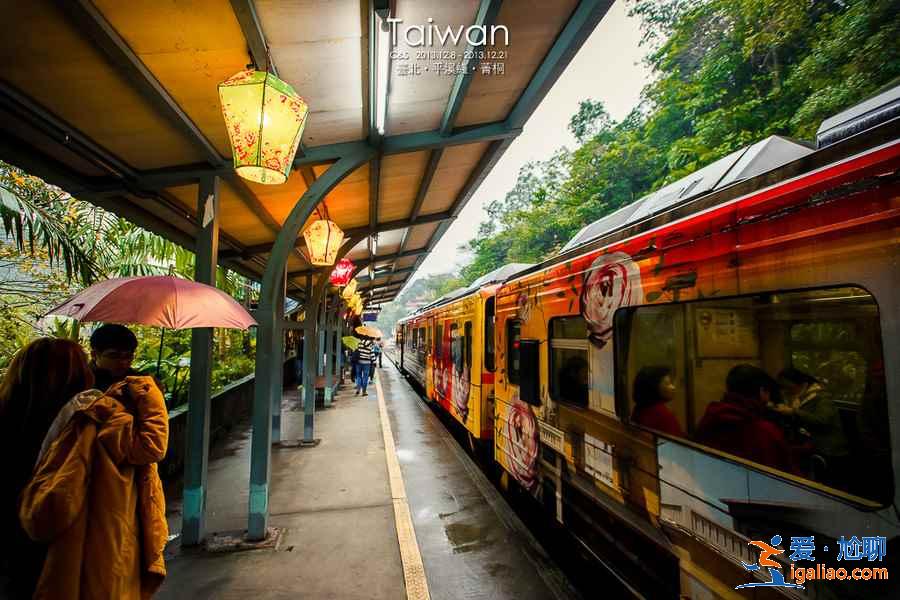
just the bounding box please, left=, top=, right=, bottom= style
left=19, top=375, right=169, bottom=599
left=0, top=338, right=95, bottom=599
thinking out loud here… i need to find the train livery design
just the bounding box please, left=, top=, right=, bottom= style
left=397, top=86, right=900, bottom=598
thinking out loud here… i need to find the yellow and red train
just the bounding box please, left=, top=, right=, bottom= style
left=397, top=85, right=900, bottom=599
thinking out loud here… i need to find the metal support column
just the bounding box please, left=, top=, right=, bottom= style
left=270, top=268, right=286, bottom=443
left=336, top=315, right=344, bottom=384
left=324, top=296, right=334, bottom=406
left=302, top=273, right=318, bottom=442
left=248, top=145, right=375, bottom=541
left=317, top=301, right=326, bottom=378
left=182, top=175, right=219, bottom=546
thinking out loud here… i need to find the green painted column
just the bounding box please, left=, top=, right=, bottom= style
left=303, top=302, right=319, bottom=444
left=182, top=175, right=219, bottom=546
left=270, top=268, right=286, bottom=444
left=335, top=315, right=343, bottom=384
left=324, top=296, right=334, bottom=406
left=317, top=300, right=326, bottom=378
left=302, top=274, right=318, bottom=442
left=248, top=145, right=375, bottom=541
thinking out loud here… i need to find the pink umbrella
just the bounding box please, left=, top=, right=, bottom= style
left=47, top=275, right=256, bottom=329
left=47, top=276, right=257, bottom=378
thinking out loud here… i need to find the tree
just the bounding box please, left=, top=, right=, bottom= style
left=455, top=0, right=900, bottom=295
left=0, top=160, right=260, bottom=399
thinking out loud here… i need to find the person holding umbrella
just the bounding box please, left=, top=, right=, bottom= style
left=89, top=324, right=142, bottom=392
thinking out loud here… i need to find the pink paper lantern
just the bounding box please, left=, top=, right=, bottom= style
left=329, top=258, right=355, bottom=286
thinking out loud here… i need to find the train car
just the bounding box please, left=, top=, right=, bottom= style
left=398, top=264, right=532, bottom=440
left=491, top=86, right=900, bottom=598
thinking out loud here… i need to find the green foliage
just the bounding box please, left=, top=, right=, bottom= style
left=459, top=0, right=900, bottom=283
left=0, top=161, right=258, bottom=396
left=376, top=273, right=464, bottom=338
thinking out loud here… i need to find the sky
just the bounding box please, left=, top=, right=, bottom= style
left=408, top=0, right=652, bottom=286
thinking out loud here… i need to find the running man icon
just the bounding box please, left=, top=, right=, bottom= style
left=736, top=535, right=805, bottom=590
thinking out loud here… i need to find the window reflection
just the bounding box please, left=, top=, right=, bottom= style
left=616, top=286, right=892, bottom=504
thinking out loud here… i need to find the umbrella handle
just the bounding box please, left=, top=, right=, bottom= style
left=156, top=328, right=166, bottom=379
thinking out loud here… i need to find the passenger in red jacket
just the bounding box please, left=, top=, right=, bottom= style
left=695, top=364, right=796, bottom=474
left=630, top=366, right=685, bottom=437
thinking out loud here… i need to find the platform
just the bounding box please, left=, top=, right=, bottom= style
left=158, top=366, right=578, bottom=599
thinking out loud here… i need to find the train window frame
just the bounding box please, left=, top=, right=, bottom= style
left=612, top=284, right=892, bottom=508
left=507, top=319, right=522, bottom=385
left=484, top=297, right=496, bottom=372
left=464, top=321, right=473, bottom=372
left=549, top=316, right=590, bottom=408
left=450, top=322, right=462, bottom=374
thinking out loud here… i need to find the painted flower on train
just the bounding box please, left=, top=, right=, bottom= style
left=580, top=252, right=643, bottom=348
left=506, top=395, right=539, bottom=489
left=516, top=291, right=532, bottom=322
left=452, top=363, right=471, bottom=423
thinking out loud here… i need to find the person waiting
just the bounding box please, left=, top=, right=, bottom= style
left=774, top=368, right=849, bottom=486
left=89, top=324, right=142, bottom=392
left=0, top=338, right=95, bottom=598
left=695, top=364, right=795, bottom=474
left=355, top=337, right=375, bottom=396
left=630, top=366, right=685, bottom=437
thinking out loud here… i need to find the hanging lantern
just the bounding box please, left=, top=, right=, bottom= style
left=341, top=278, right=358, bottom=300
left=329, top=258, right=355, bottom=286
left=302, top=219, right=344, bottom=266
left=218, top=70, right=309, bottom=185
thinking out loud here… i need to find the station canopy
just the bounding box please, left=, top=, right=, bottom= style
left=0, top=0, right=612, bottom=306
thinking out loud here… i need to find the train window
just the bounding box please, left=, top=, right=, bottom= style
left=484, top=297, right=496, bottom=371
left=549, top=316, right=589, bottom=408
left=450, top=323, right=462, bottom=374
left=507, top=320, right=522, bottom=385
left=614, top=286, right=892, bottom=504
left=435, top=323, right=443, bottom=359
left=464, top=321, right=472, bottom=372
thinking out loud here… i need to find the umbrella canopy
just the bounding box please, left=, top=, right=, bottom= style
left=47, top=276, right=256, bottom=330
left=341, top=336, right=360, bottom=350
left=355, top=325, right=382, bottom=338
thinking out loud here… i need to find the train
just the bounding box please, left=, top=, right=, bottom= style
left=395, top=84, right=900, bottom=599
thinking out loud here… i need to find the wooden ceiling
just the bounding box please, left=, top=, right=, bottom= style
left=0, top=0, right=612, bottom=305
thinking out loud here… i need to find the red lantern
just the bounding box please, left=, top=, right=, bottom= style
left=329, top=258, right=354, bottom=286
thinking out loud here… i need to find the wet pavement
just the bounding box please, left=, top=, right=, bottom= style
left=157, top=367, right=578, bottom=599
left=380, top=366, right=580, bottom=600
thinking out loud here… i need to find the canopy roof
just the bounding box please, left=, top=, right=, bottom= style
left=0, top=0, right=613, bottom=305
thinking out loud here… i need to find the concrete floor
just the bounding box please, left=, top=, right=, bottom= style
left=157, top=367, right=576, bottom=599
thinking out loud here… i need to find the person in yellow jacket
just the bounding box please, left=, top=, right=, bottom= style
left=19, top=375, right=169, bottom=599
left=1, top=338, right=96, bottom=598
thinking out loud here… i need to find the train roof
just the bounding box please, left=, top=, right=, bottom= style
left=558, top=83, right=900, bottom=256
left=408, top=262, right=536, bottom=317
left=559, top=135, right=814, bottom=253
left=817, top=82, right=900, bottom=148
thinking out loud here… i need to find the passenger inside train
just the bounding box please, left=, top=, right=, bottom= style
left=617, top=285, right=893, bottom=504
left=630, top=366, right=684, bottom=437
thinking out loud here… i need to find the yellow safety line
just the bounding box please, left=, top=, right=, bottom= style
left=375, top=375, right=431, bottom=600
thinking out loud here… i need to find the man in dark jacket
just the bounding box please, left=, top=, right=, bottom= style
left=89, top=324, right=141, bottom=392
left=695, top=364, right=795, bottom=474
